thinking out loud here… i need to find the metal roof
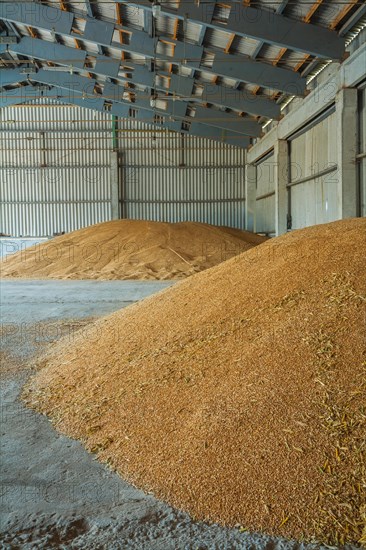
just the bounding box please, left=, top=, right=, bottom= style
left=0, top=0, right=365, bottom=148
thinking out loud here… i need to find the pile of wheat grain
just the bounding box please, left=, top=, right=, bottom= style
left=0, top=220, right=266, bottom=280
left=23, top=219, right=366, bottom=546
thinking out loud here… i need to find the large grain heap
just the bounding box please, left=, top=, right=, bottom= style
left=0, top=220, right=266, bottom=280
left=23, top=219, right=366, bottom=546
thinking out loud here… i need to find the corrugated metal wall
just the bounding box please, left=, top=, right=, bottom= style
left=0, top=102, right=112, bottom=236
left=289, top=112, right=339, bottom=229
left=0, top=102, right=246, bottom=237
left=118, top=119, right=246, bottom=228
left=359, top=87, right=366, bottom=217
left=255, top=153, right=276, bottom=235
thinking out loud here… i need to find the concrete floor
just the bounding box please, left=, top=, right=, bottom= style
left=1, top=280, right=326, bottom=549
left=0, top=280, right=174, bottom=323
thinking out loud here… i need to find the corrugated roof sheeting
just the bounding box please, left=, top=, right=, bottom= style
left=118, top=4, right=145, bottom=28
left=179, top=20, right=203, bottom=44
left=284, top=1, right=348, bottom=29
left=2, top=0, right=364, bottom=125
left=232, top=35, right=262, bottom=57
left=156, top=15, right=179, bottom=38
left=204, top=28, right=233, bottom=51
left=220, top=75, right=240, bottom=89
left=255, top=0, right=281, bottom=11
left=93, top=0, right=120, bottom=22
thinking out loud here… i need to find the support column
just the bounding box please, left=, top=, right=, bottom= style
left=110, top=151, right=120, bottom=220
left=335, top=88, right=358, bottom=218
left=274, top=139, right=289, bottom=236
left=245, top=163, right=257, bottom=232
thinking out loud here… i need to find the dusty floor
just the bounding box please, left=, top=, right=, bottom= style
left=0, top=280, right=342, bottom=549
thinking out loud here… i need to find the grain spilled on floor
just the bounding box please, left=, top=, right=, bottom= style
left=23, top=218, right=366, bottom=546
left=0, top=220, right=267, bottom=280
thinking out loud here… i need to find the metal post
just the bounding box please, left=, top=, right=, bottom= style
left=112, top=115, right=118, bottom=151
left=110, top=151, right=120, bottom=220
left=335, top=88, right=358, bottom=218
left=245, top=163, right=256, bottom=232
left=274, top=139, right=289, bottom=236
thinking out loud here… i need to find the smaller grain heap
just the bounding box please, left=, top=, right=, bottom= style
left=23, top=219, right=366, bottom=546
left=0, top=220, right=266, bottom=280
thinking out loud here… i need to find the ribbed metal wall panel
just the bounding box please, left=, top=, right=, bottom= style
left=43, top=132, right=111, bottom=168
left=118, top=120, right=181, bottom=167
left=118, top=119, right=246, bottom=168
left=290, top=113, right=337, bottom=182
left=1, top=167, right=111, bottom=202
left=1, top=167, right=112, bottom=236
left=1, top=102, right=246, bottom=236
left=256, top=154, right=276, bottom=196
left=183, top=133, right=246, bottom=167
left=1, top=201, right=111, bottom=237
left=0, top=102, right=111, bottom=131
left=118, top=119, right=246, bottom=229
left=289, top=112, right=339, bottom=229
left=255, top=154, right=276, bottom=235
left=256, top=195, right=275, bottom=236
left=0, top=101, right=113, bottom=236
left=0, top=132, right=42, bottom=167
left=124, top=200, right=245, bottom=229
left=123, top=167, right=245, bottom=200
left=122, top=165, right=246, bottom=228
left=290, top=173, right=339, bottom=229
left=0, top=131, right=110, bottom=170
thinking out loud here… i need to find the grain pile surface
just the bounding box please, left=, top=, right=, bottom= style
left=23, top=219, right=366, bottom=546
left=0, top=220, right=266, bottom=280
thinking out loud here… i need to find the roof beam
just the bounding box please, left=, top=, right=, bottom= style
left=6, top=36, right=87, bottom=69
left=250, top=0, right=289, bottom=66
left=197, top=84, right=279, bottom=119
left=84, top=0, right=94, bottom=19
left=113, top=0, right=346, bottom=60
left=0, top=68, right=30, bottom=87
left=6, top=68, right=259, bottom=137
left=0, top=2, right=308, bottom=96
left=211, top=51, right=306, bottom=96
left=0, top=84, right=106, bottom=111
left=1, top=35, right=281, bottom=119
left=0, top=84, right=250, bottom=148
left=0, top=85, right=57, bottom=107
left=193, top=106, right=262, bottom=136
left=338, top=3, right=366, bottom=36
left=0, top=3, right=74, bottom=35
left=188, top=121, right=249, bottom=148
left=329, top=0, right=359, bottom=31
